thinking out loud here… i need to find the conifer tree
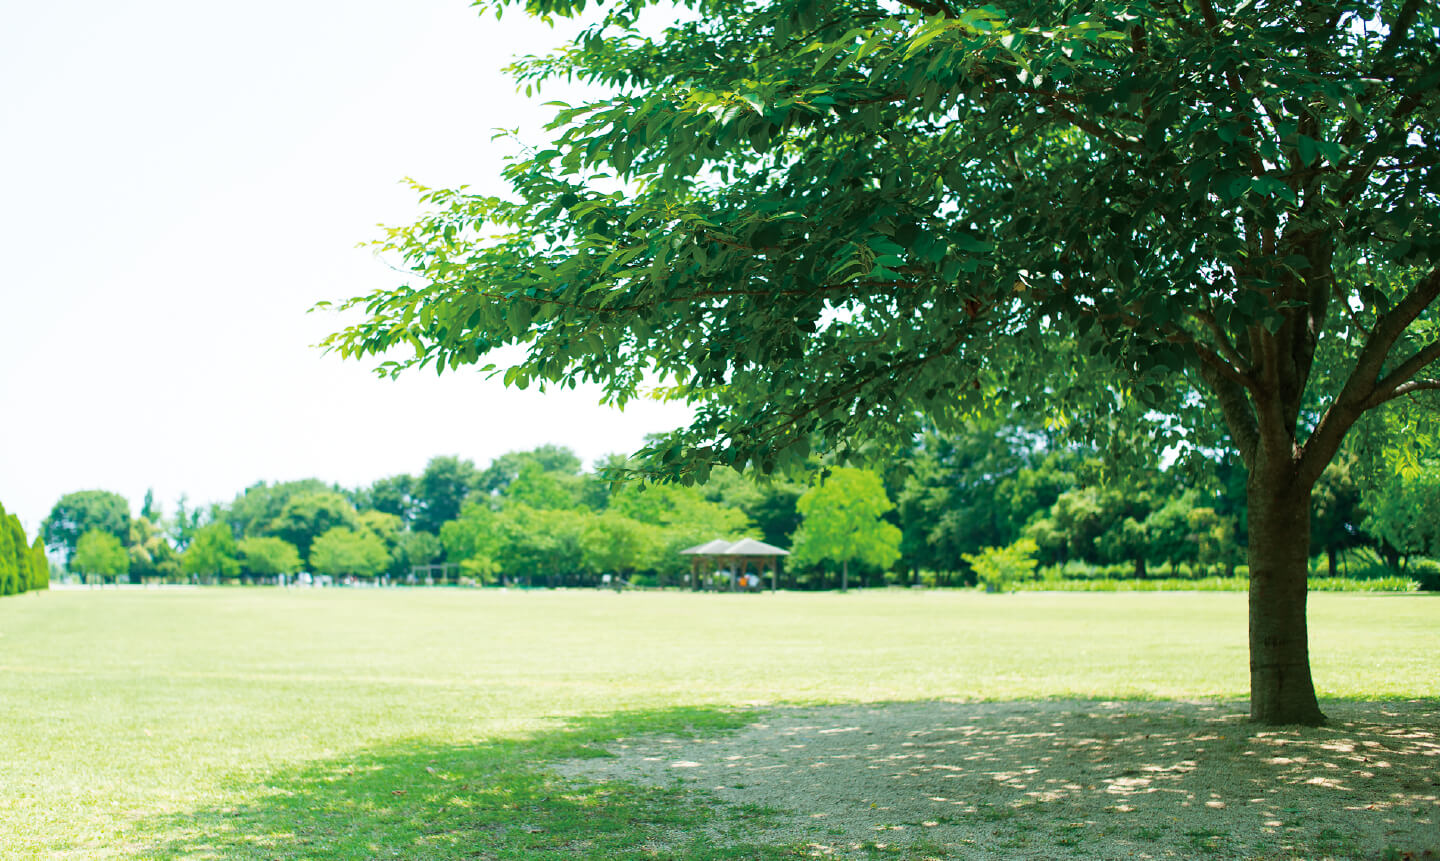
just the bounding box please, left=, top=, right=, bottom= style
left=30, top=537, right=49, bottom=591
left=0, top=506, right=15, bottom=596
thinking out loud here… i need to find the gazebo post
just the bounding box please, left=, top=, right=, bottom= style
left=678, top=538, right=790, bottom=595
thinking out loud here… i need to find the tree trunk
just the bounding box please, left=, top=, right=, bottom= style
left=1134, top=556, right=1146, bottom=580
left=1247, top=474, right=1325, bottom=725
left=841, top=560, right=848, bottom=593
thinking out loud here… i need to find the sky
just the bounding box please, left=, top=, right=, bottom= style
left=1, top=0, right=693, bottom=534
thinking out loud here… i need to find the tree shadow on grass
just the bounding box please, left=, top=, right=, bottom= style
left=561, top=699, right=1440, bottom=860
left=135, top=706, right=796, bottom=860
left=134, top=700, right=1440, bottom=860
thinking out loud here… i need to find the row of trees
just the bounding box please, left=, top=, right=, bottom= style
left=0, top=501, right=49, bottom=596
left=41, top=427, right=1439, bottom=590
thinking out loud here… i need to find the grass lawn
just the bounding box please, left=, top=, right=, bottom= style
left=0, top=587, right=1434, bottom=858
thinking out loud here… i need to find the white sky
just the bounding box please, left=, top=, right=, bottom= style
left=1, top=0, right=692, bottom=534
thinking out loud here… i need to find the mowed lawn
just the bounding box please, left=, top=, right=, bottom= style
left=0, top=587, right=1434, bottom=858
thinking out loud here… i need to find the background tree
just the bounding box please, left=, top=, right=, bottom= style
left=474, top=445, right=584, bottom=496
left=237, top=536, right=303, bottom=581
left=127, top=516, right=182, bottom=582
left=182, top=523, right=241, bottom=582
left=73, top=529, right=131, bottom=583
left=397, top=530, right=445, bottom=577
left=580, top=510, right=659, bottom=581
left=268, top=492, right=358, bottom=562
left=791, top=468, right=902, bottom=591
left=1362, top=460, right=1440, bottom=570
left=308, top=527, right=389, bottom=581
left=43, top=490, right=130, bottom=564
left=355, top=473, right=416, bottom=524
left=169, top=494, right=204, bottom=551
left=0, top=505, right=19, bottom=595
left=964, top=537, right=1040, bottom=593
left=610, top=480, right=755, bottom=584
left=139, top=488, right=160, bottom=523
left=28, top=536, right=48, bottom=592
left=493, top=505, right=585, bottom=587
left=321, top=0, right=1439, bottom=724
left=412, top=456, right=479, bottom=535
left=440, top=502, right=504, bottom=583
left=502, top=461, right=584, bottom=510
left=223, top=479, right=332, bottom=540
left=1311, top=455, right=1366, bottom=576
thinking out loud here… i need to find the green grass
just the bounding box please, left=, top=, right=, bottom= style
left=0, top=587, right=1436, bottom=858
left=1015, top=575, right=1423, bottom=592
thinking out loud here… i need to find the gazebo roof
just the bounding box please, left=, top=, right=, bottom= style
left=725, top=538, right=790, bottom=556
left=679, top=537, right=791, bottom=557
left=679, top=538, right=736, bottom=555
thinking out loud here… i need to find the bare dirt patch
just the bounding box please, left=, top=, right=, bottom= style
left=558, top=700, right=1440, bottom=859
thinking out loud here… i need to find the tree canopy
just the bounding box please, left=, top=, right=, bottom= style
left=791, top=467, right=903, bottom=590
left=43, top=490, right=131, bottom=563
left=74, top=529, right=131, bottom=580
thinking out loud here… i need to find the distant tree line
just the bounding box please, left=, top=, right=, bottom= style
left=0, top=500, right=49, bottom=597
left=38, top=423, right=1440, bottom=591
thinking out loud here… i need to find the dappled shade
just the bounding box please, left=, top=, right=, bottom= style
left=566, top=700, right=1440, bottom=858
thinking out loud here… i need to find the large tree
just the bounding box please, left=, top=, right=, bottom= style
left=309, top=527, right=390, bottom=581
left=323, top=0, right=1439, bottom=723
left=268, top=492, right=359, bottom=562
left=791, top=467, right=903, bottom=590
left=73, top=529, right=131, bottom=583
left=412, top=456, right=480, bottom=535
left=42, top=490, right=131, bottom=564
left=182, top=523, right=242, bottom=582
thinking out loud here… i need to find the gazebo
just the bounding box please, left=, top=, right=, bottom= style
left=679, top=538, right=790, bottom=592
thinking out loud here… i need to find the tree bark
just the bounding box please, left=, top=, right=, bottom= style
left=1247, top=472, right=1326, bottom=725
left=841, top=559, right=848, bottom=593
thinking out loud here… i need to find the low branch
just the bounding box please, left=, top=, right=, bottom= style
left=1299, top=266, right=1440, bottom=484
left=1198, top=361, right=1261, bottom=469
left=1365, top=340, right=1440, bottom=409
left=1190, top=308, right=1252, bottom=375
left=1367, top=378, right=1440, bottom=407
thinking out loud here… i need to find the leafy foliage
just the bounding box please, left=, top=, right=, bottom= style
left=0, top=502, right=46, bottom=595
left=270, top=492, right=360, bottom=562
left=73, top=529, right=131, bottom=579
left=309, top=527, right=390, bottom=580
left=1362, top=459, right=1440, bottom=563
left=963, top=537, right=1039, bottom=592
left=182, top=523, right=242, bottom=581
left=237, top=536, right=304, bottom=578
left=791, top=467, right=902, bottom=586
left=42, top=490, right=130, bottom=564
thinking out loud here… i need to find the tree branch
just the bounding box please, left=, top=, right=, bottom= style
left=1299, top=266, right=1440, bottom=485
left=1338, top=91, right=1427, bottom=204
left=1366, top=378, right=1440, bottom=408
left=1190, top=308, right=1253, bottom=375
left=1365, top=340, right=1440, bottom=409
left=1198, top=361, right=1261, bottom=469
